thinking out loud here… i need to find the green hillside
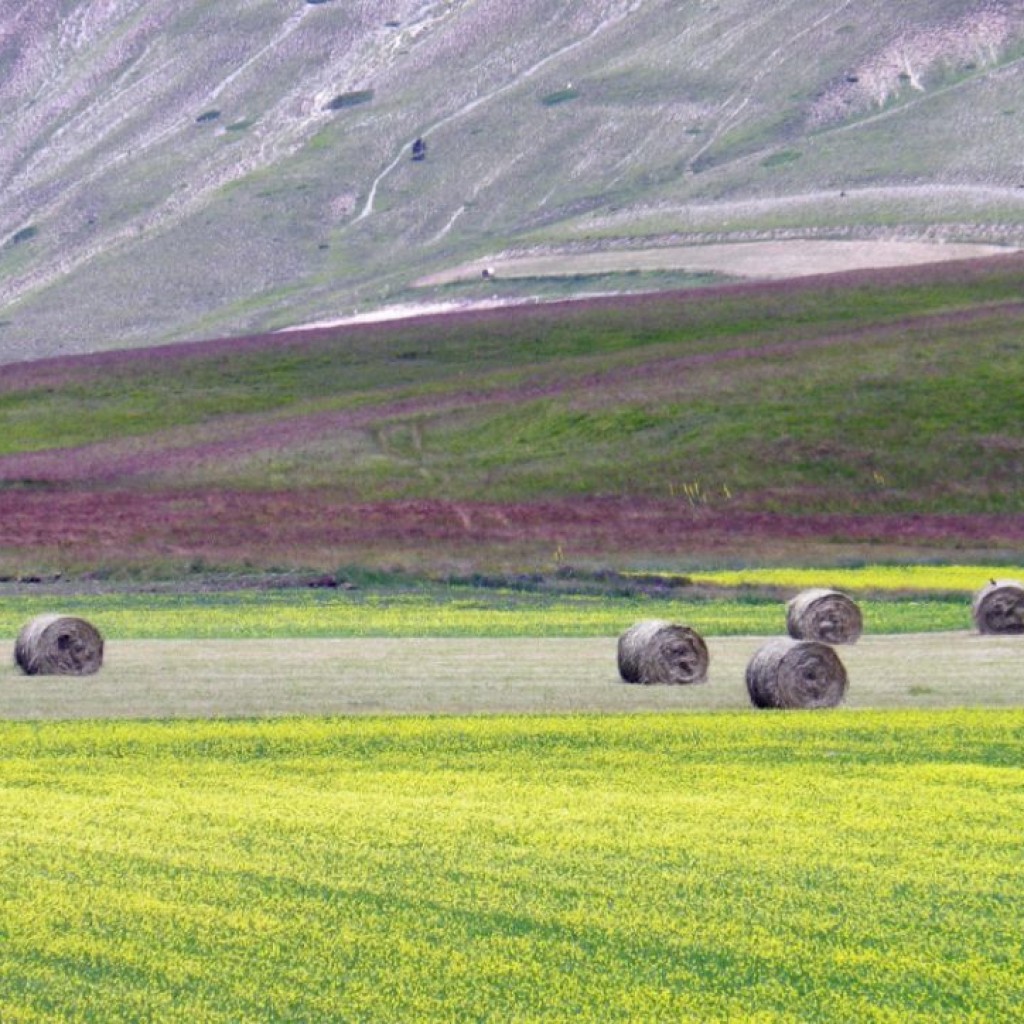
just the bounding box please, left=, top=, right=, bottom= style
left=2, top=256, right=1022, bottom=574
left=3, top=0, right=1024, bottom=359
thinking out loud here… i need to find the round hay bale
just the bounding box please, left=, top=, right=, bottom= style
left=971, top=579, right=1024, bottom=634
left=14, top=614, right=104, bottom=676
left=617, top=620, right=709, bottom=686
left=786, top=588, right=862, bottom=644
left=745, top=637, right=848, bottom=710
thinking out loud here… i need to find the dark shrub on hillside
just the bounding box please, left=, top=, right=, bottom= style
left=541, top=87, right=580, bottom=106
left=325, top=90, right=374, bottom=110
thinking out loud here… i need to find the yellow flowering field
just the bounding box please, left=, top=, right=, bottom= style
left=686, top=564, right=1024, bottom=594
left=0, top=711, right=1021, bottom=1022
left=0, top=587, right=973, bottom=639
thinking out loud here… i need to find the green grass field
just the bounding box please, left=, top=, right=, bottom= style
left=5, top=258, right=1024, bottom=516
left=5, top=563, right=1015, bottom=644
left=0, top=712, right=1021, bottom=1022
left=5, top=258, right=1024, bottom=580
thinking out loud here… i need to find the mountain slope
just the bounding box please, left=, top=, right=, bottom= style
left=3, top=0, right=1024, bottom=359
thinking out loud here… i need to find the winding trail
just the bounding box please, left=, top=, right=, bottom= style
left=354, top=1, right=647, bottom=223
left=689, top=0, right=856, bottom=170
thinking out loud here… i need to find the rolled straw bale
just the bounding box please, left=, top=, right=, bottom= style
left=745, top=638, right=847, bottom=710
left=14, top=614, right=104, bottom=676
left=617, top=620, right=709, bottom=686
left=786, top=588, right=862, bottom=644
left=971, top=579, right=1024, bottom=634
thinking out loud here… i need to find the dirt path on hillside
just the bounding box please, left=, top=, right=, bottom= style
left=353, top=1, right=647, bottom=224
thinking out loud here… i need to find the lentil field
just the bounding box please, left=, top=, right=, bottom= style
left=0, top=712, right=1021, bottom=1022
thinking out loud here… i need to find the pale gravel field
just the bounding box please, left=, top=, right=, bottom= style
left=284, top=239, right=1020, bottom=333
left=2, top=633, right=1021, bottom=719
left=415, top=239, right=1019, bottom=288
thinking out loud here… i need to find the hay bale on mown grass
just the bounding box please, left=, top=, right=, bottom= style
left=745, top=637, right=847, bottom=710
left=14, top=615, right=104, bottom=676
left=786, top=588, right=862, bottom=644
left=617, top=620, right=709, bottom=686
left=971, top=579, right=1024, bottom=634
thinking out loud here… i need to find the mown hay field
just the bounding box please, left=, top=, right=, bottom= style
left=0, top=712, right=1021, bottom=1022
left=1, top=633, right=1022, bottom=719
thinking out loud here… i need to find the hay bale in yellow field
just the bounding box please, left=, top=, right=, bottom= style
left=786, top=588, right=862, bottom=644
left=14, top=614, right=104, bottom=676
left=617, top=620, right=709, bottom=686
left=971, top=579, right=1024, bottom=634
left=745, top=637, right=847, bottom=710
